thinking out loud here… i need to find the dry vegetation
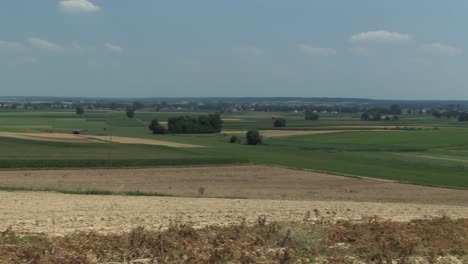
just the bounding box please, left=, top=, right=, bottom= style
left=1, top=216, right=467, bottom=264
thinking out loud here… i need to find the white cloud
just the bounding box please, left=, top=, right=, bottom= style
left=422, top=43, right=462, bottom=56
left=59, top=0, right=100, bottom=13
left=28, top=37, right=64, bottom=52
left=350, top=47, right=375, bottom=56
left=232, top=47, right=264, bottom=57
left=350, top=30, right=412, bottom=43
left=0, top=40, right=24, bottom=51
left=297, top=44, right=336, bottom=56
left=105, top=43, right=123, bottom=53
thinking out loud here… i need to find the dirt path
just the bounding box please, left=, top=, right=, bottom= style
left=224, top=129, right=397, bottom=138
left=0, top=132, right=201, bottom=148
left=0, top=132, right=99, bottom=143
left=1, top=165, right=467, bottom=205
left=81, top=135, right=202, bottom=148
left=1, top=191, right=466, bottom=235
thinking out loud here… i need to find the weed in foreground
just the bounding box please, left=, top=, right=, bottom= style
left=0, top=217, right=466, bottom=263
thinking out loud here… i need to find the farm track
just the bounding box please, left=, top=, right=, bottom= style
left=0, top=132, right=202, bottom=148
left=225, top=129, right=398, bottom=137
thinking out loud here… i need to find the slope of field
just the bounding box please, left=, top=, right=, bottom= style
left=1, top=191, right=467, bottom=235
left=1, top=165, right=467, bottom=205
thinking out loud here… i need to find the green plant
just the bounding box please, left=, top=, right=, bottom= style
left=246, top=130, right=262, bottom=145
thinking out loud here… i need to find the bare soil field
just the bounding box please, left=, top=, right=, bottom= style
left=0, top=132, right=201, bottom=148
left=1, top=191, right=467, bottom=235
left=1, top=165, right=467, bottom=205
left=0, top=132, right=99, bottom=143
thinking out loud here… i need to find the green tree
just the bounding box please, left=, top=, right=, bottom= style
left=132, top=101, right=145, bottom=110
left=75, top=106, right=85, bottom=116
left=126, top=108, right=135, bottom=119
left=389, top=104, right=402, bottom=115
left=148, top=119, right=167, bottom=134
left=246, top=130, right=262, bottom=145
left=361, top=112, right=370, bottom=121
left=229, top=135, right=240, bottom=144
left=273, top=118, right=286, bottom=128
left=305, top=110, right=319, bottom=120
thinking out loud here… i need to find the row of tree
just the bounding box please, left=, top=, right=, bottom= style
left=230, top=130, right=263, bottom=145
left=149, top=113, right=223, bottom=134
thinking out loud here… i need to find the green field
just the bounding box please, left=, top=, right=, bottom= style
left=0, top=110, right=467, bottom=188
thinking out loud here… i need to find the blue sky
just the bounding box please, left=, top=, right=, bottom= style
left=0, top=0, right=467, bottom=99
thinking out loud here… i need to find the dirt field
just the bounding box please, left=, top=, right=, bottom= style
left=1, top=191, right=467, bottom=235
left=1, top=165, right=467, bottom=205
left=0, top=132, right=201, bottom=148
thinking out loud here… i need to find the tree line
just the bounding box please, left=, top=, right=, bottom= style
left=149, top=113, right=223, bottom=134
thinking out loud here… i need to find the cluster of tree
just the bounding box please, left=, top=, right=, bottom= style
left=273, top=118, right=287, bottom=127
left=361, top=104, right=401, bottom=121
left=246, top=130, right=262, bottom=145
left=457, top=113, right=468, bottom=122
left=0, top=103, right=19, bottom=109
left=305, top=110, right=320, bottom=120
left=148, top=119, right=167, bottom=134
left=361, top=113, right=399, bottom=121
left=432, top=110, right=463, bottom=119
left=126, top=108, right=135, bottom=118
left=166, top=113, right=223, bottom=134
left=75, top=106, right=85, bottom=116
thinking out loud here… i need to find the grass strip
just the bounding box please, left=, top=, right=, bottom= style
left=0, top=186, right=172, bottom=197
left=0, top=157, right=248, bottom=169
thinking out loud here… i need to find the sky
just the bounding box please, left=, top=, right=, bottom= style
left=0, top=0, right=467, bottom=99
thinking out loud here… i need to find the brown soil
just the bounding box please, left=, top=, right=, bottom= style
left=0, top=165, right=467, bottom=205
left=1, top=191, right=467, bottom=235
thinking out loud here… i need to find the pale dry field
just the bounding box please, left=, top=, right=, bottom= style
left=1, top=191, right=467, bottom=235
left=0, top=132, right=201, bottom=148
left=1, top=165, right=467, bottom=205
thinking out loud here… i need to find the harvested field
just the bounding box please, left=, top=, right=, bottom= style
left=81, top=135, right=202, bottom=148
left=0, top=132, right=201, bottom=148
left=0, top=132, right=99, bottom=143
left=1, top=191, right=467, bottom=235
left=1, top=165, right=467, bottom=205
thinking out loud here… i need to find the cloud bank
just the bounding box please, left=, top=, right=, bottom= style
left=0, top=40, right=24, bottom=50
left=28, top=37, right=64, bottom=52
left=105, top=43, right=123, bottom=53
left=350, top=30, right=412, bottom=43
left=422, top=43, right=462, bottom=56
left=59, top=0, right=100, bottom=13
